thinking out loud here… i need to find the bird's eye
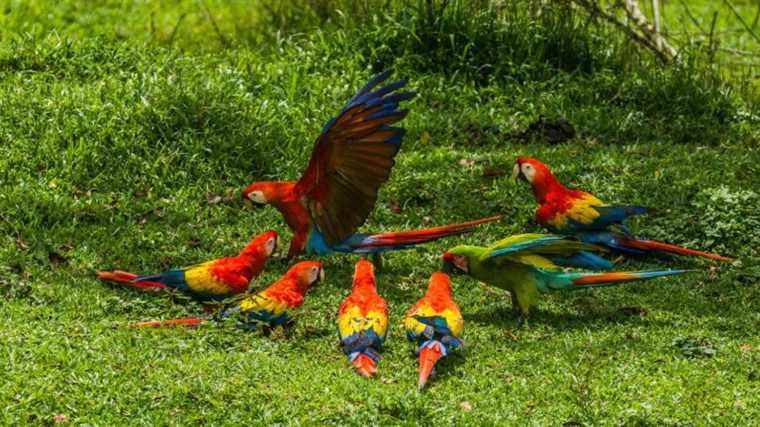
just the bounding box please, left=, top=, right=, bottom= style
left=309, top=266, right=322, bottom=283
left=521, top=164, right=536, bottom=181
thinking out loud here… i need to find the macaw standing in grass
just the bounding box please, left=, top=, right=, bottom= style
left=337, top=259, right=388, bottom=378
left=443, top=234, right=693, bottom=324
left=97, top=231, right=278, bottom=304
left=132, top=261, right=323, bottom=330
left=404, top=272, right=464, bottom=389
left=242, top=71, right=502, bottom=259
left=513, top=157, right=733, bottom=263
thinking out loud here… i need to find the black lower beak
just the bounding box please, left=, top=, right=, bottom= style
left=442, top=262, right=455, bottom=274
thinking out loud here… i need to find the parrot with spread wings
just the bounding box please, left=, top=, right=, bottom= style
left=97, top=231, right=278, bottom=304
left=130, top=261, right=323, bottom=330
left=337, top=259, right=388, bottom=378
left=443, top=234, right=693, bottom=324
left=513, top=157, right=732, bottom=263
left=404, top=272, right=464, bottom=389
left=242, top=71, right=501, bottom=258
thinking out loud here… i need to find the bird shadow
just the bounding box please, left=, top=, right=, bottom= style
left=464, top=303, right=673, bottom=331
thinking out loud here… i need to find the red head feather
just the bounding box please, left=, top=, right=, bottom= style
left=239, top=230, right=278, bottom=258
left=515, top=157, right=567, bottom=203
left=241, top=181, right=298, bottom=205
left=351, top=259, right=377, bottom=293
left=264, top=261, right=323, bottom=308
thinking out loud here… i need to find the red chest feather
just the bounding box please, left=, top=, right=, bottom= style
left=536, top=189, right=587, bottom=224
left=265, top=279, right=305, bottom=308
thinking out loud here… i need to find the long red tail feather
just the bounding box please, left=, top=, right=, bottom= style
left=618, top=237, right=733, bottom=262
left=352, top=354, right=378, bottom=378
left=363, top=215, right=503, bottom=248
left=97, top=270, right=168, bottom=290
left=418, top=343, right=443, bottom=389
left=130, top=317, right=205, bottom=328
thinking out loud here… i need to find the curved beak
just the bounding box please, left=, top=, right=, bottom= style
left=512, top=163, right=524, bottom=181
left=442, top=261, right=455, bottom=274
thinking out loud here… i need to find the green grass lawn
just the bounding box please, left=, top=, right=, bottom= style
left=1, top=1, right=759, bottom=424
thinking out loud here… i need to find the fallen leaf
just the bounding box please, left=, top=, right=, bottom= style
left=483, top=167, right=506, bottom=177
left=15, top=237, right=29, bottom=251
left=618, top=306, right=648, bottom=317
left=53, top=414, right=68, bottom=423
left=206, top=193, right=223, bottom=205
left=458, top=158, right=476, bottom=167
left=388, top=200, right=402, bottom=214
left=187, top=237, right=201, bottom=248
left=503, top=330, right=519, bottom=341
left=459, top=401, right=472, bottom=412
left=48, top=251, right=68, bottom=267
left=740, top=344, right=753, bottom=352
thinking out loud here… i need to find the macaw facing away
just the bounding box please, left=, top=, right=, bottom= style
left=97, top=231, right=278, bottom=304
left=241, top=71, right=503, bottom=258
left=131, top=261, right=323, bottom=330
left=513, top=157, right=733, bottom=263
left=337, top=259, right=388, bottom=378
left=404, top=272, right=463, bottom=389
left=443, top=234, right=693, bottom=323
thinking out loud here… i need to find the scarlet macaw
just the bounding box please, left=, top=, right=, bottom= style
left=131, top=261, right=323, bottom=330
left=242, top=71, right=502, bottom=258
left=337, top=259, right=388, bottom=378
left=443, top=234, right=692, bottom=324
left=97, top=231, right=278, bottom=304
left=404, top=272, right=464, bottom=389
left=513, top=157, right=732, bottom=263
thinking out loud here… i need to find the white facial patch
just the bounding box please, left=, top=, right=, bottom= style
left=308, top=266, right=321, bottom=284
left=454, top=256, right=469, bottom=273
left=248, top=190, right=266, bottom=204
left=265, top=236, right=277, bottom=256
left=520, top=163, right=536, bottom=182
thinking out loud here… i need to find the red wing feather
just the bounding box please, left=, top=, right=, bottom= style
left=294, top=72, right=414, bottom=245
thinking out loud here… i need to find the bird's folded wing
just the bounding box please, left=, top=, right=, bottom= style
left=484, top=233, right=603, bottom=264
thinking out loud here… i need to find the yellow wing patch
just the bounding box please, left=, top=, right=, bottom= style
left=404, top=304, right=463, bottom=338
left=514, top=254, right=560, bottom=270
left=338, top=305, right=388, bottom=339
left=239, top=292, right=288, bottom=316
left=549, top=194, right=605, bottom=228
left=184, top=263, right=233, bottom=295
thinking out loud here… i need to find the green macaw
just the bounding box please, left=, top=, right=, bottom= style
left=442, top=234, right=693, bottom=324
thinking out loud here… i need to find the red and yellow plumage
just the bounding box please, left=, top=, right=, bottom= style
left=404, top=272, right=463, bottom=389
left=337, top=259, right=388, bottom=377
left=242, top=71, right=413, bottom=257
left=97, top=230, right=278, bottom=303
left=514, top=156, right=732, bottom=262
left=132, top=261, right=323, bottom=330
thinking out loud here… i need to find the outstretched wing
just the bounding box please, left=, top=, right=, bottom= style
left=294, top=71, right=415, bottom=245
left=483, top=234, right=605, bottom=268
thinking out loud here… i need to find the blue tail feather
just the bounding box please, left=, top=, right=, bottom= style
left=551, top=251, right=614, bottom=271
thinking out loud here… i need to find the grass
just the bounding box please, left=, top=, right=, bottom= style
left=1, top=0, right=759, bottom=424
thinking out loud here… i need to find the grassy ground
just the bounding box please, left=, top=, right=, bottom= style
left=1, top=1, right=759, bottom=424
